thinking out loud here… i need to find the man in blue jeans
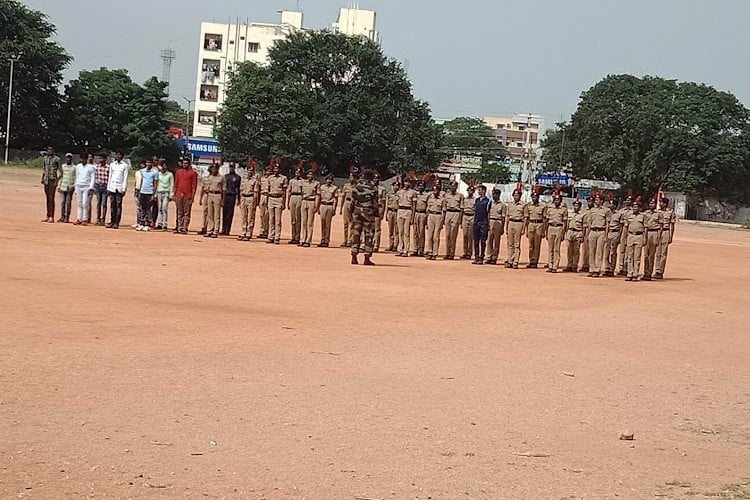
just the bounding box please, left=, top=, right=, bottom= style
left=93, top=153, right=109, bottom=224
left=137, top=159, right=159, bottom=231
left=472, top=185, right=491, bottom=265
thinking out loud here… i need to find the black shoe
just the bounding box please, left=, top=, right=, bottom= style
left=625, top=277, right=633, bottom=282
left=105, top=223, right=114, bottom=229
left=654, top=273, right=664, bottom=280
left=203, top=233, right=212, bottom=238
left=642, top=275, right=652, bottom=281
left=363, top=257, right=375, bottom=266
left=198, top=229, right=207, bottom=235
left=211, top=233, right=218, bottom=238
left=351, top=255, right=359, bottom=265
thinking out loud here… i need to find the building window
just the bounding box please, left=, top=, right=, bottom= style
left=516, top=142, right=524, bottom=148
left=518, top=125, right=525, bottom=131
left=204, top=34, right=222, bottom=51
left=229, top=40, right=234, bottom=45
left=496, top=124, right=504, bottom=129
left=248, top=42, right=260, bottom=53
left=201, top=59, right=220, bottom=83
left=240, top=36, right=245, bottom=41
left=198, top=111, right=217, bottom=125
left=200, top=85, right=219, bottom=102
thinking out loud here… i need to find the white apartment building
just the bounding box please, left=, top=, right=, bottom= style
left=192, top=7, right=377, bottom=140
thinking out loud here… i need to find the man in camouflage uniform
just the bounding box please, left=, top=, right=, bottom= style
left=349, top=169, right=378, bottom=266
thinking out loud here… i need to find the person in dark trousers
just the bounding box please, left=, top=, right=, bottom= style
left=40, top=146, right=62, bottom=223
left=222, top=162, right=241, bottom=235
left=472, top=185, right=491, bottom=265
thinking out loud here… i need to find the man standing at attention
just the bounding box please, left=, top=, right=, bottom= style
left=372, top=172, right=387, bottom=252
left=584, top=195, right=611, bottom=277
left=544, top=195, right=568, bottom=273
left=424, top=181, right=445, bottom=260
left=580, top=197, right=595, bottom=273
left=623, top=201, right=645, bottom=281
left=505, top=189, right=525, bottom=269
left=460, top=185, right=476, bottom=260
left=267, top=163, right=288, bottom=244
left=221, top=161, right=241, bottom=235
left=318, top=174, right=338, bottom=247
left=287, top=167, right=305, bottom=244
left=523, top=190, right=545, bottom=268
left=41, top=147, right=62, bottom=223
left=655, top=197, right=677, bottom=280
left=604, top=198, right=626, bottom=277
left=74, top=153, right=95, bottom=225
left=642, top=198, right=662, bottom=281
left=202, top=162, right=225, bottom=238
left=485, top=188, right=506, bottom=265
left=471, top=185, right=490, bottom=265
left=174, top=158, right=198, bottom=234
left=340, top=172, right=358, bottom=247
left=299, top=169, right=320, bottom=247
left=93, top=153, right=109, bottom=225
left=617, top=196, right=633, bottom=275
left=564, top=199, right=585, bottom=272
left=136, top=159, right=158, bottom=232
left=385, top=182, right=400, bottom=252
left=395, top=178, right=417, bottom=257
left=156, top=161, right=174, bottom=231
left=349, top=170, right=377, bottom=266
left=237, top=160, right=260, bottom=241
left=58, top=153, right=76, bottom=223
left=413, top=181, right=429, bottom=257
left=257, top=164, right=272, bottom=239
left=443, top=181, right=464, bottom=260
left=106, top=151, right=129, bottom=229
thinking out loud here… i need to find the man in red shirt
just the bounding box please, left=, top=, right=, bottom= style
left=174, top=158, right=198, bottom=234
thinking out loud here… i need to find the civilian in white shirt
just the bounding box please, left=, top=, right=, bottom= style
left=74, top=153, right=96, bottom=225
left=106, top=151, right=130, bottom=229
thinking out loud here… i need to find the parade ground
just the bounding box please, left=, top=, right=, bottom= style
left=1, top=167, right=749, bottom=499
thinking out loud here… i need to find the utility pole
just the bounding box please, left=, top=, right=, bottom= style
left=182, top=97, right=195, bottom=158
left=4, top=56, right=19, bottom=164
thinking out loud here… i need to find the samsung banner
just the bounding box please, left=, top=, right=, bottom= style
left=177, top=137, right=221, bottom=157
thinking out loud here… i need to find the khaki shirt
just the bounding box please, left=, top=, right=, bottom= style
left=288, top=178, right=304, bottom=196
left=461, top=195, right=475, bottom=216
left=203, top=174, right=225, bottom=193
left=301, top=180, right=320, bottom=199
left=444, top=192, right=464, bottom=211
left=489, top=201, right=506, bottom=221
left=396, top=188, right=417, bottom=209
left=545, top=205, right=568, bottom=225
left=506, top=201, right=525, bottom=221
left=587, top=206, right=611, bottom=229
left=386, top=191, right=400, bottom=210
left=643, top=209, right=661, bottom=230
left=426, top=192, right=445, bottom=213
left=268, top=174, right=289, bottom=196
left=416, top=192, right=429, bottom=212
left=240, top=174, right=259, bottom=196
left=609, top=207, right=628, bottom=230
left=524, top=202, right=546, bottom=223
left=626, top=213, right=646, bottom=233
left=341, top=182, right=355, bottom=204
left=320, top=184, right=338, bottom=203
left=568, top=210, right=585, bottom=231
left=660, top=209, right=677, bottom=228
left=260, top=175, right=270, bottom=195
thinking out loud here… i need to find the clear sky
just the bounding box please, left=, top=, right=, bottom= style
left=25, top=0, right=750, bottom=126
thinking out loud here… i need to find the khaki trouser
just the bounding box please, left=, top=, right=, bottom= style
left=618, top=229, right=628, bottom=272
left=487, top=219, right=503, bottom=261
left=604, top=229, right=621, bottom=272
left=259, top=193, right=269, bottom=235
left=289, top=195, right=302, bottom=241
left=414, top=212, right=427, bottom=254
left=581, top=235, right=590, bottom=270
left=462, top=216, right=474, bottom=258
left=507, top=221, right=523, bottom=265
left=396, top=209, right=412, bottom=254
left=426, top=214, right=443, bottom=257
left=206, top=193, right=222, bottom=235
left=240, top=195, right=256, bottom=237
left=201, top=194, right=209, bottom=230
left=374, top=213, right=383, bottom=251
left=547, top=226, right=564, bottom=270
left=643, top=231, right=659, bottom=277
left=342, top=201, right=352, bottom=245
left=386, top=208, right=398, bottom=249
left=566, top=230, right=582, bottom=270
left=268, top=195, right=283, bottom=241
left=319, top=203, right=335, bottom=244
left=626, top=233, right=644, bottom=278
left=527, top=222, right=544, bottom=265
left=444, top=212, right=461, bottom=258
left=656, top=230, right=671, bottom=276
left=587, top=229, right=606, bottom=273
left=301, top=200, right=316, bottom=244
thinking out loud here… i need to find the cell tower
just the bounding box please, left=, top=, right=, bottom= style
left=160, top=48, right=176, bottom=94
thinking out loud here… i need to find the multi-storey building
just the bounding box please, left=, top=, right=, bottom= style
left=332, top=7, right=379, bottom=42
left=483, top=114, right=544, bottom=161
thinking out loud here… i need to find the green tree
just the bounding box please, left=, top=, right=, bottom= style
left=126, top=77, right=179, bottom=164
left=545, top=74, right=750, bottom=201
left=474, top=162, right=511, bottom=184
left=217, top=30, right=440, bottom=173
left=0, top=0, right=71, bottom=149
left=164, top=99, right=193, bottom=135
left=440, top=117, right=506, bottom=165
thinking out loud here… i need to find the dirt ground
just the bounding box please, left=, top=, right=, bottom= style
left=1, top=167, right=749, bottom=500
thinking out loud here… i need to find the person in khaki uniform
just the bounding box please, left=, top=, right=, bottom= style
left=317, top=175, right=338, bottom=247
left=287, top=168, right=305, bottom=244
left=202, top=163, right=225, bottom=238
left=339, top=173, right=357, bottom=247
left=603, top=198, right=627, bottom=277
left=544, top=195, right=568, bottom=272
left=424, top=181, right=445, bottom=260
left=505, top=189, right=525, bottom=269
left=385, top=182, right=400, bottom=251
left=617, top=196, right=633, bottom=275
left=585, top=195, right=611, bottom=277
left=523, top=191, right=546, bottom=268
left=655, top=197, right=677, bottom=279
left=580, top=197, right=595, bottom=272
left=642, top=198, right=662, bottom=280
left=395, top=179, right=417, bottom=257
left=486, top=188, right=506, bottom=265
left=267, top=164, right=289, bottom=244
left=373, top=172, right=387, bottom=252
left=564, top=199, right=585, bottom=272
left=299, top=169, right=320, bottom=247
left=623, top=201, right=646, bottom=281
left=443, top=181, right=464, bottom=260
left=460, top=186, right=476, bottom=259
left=237, top=165, right=260, bottom=241
left=258, top=165, right=272, bottom=239
left=413, top=182, right=429, bottom=256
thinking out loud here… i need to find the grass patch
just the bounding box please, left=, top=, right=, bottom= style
left=741, top=220, right=750, bottom=230
left=1, top=158, right=44, bottom=169
left=702, top=482, right=750, bottom=499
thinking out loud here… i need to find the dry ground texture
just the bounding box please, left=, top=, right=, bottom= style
left=1, top=167, right=749, bottom=499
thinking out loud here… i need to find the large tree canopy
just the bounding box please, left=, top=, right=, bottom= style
left=0, top=0, right=71, bottom=149
left=217, top=30, right=441, bottom=173
left=542, top=74, right=750, bottom=202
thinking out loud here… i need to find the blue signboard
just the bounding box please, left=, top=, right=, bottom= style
left=536, top=173, right=570, bottom=186
left=177, top=137, right=220, bottom=157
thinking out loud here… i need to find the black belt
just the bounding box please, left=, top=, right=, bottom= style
left=548, top=223, right=563, bottom=227
left=398, top=206, right=412, bottom=210
left=509, top=218, right=523, bottom=222
left=569, top=229, right=582, bottom=232
left=446, top=209, right=460, bottom=213
left=345, top=198, right=352, bottom=202
left=268, top=194, right=283, bottom=198
left=529, top=219, right=543, bottom=223
left=304, top=197, right=317, bottom=201
left=387, top=208, right=397, bottom=212
left=208, top=191, right=222, bottom=194
left=321, top=201, right=334, bottom=205
left=629, top=231, right=643, bottom=235
left=290, top=193, right=302, bottom=197
left=242, top=194, right=255, bottom=197
left=416, top=210, right=426, bottom=213
left=490, top=218, right=503, bottom=221
left=429, top=211, right=442, bottom=215
left=463, top=212, right=474, bottom=216
left=590, top=227, right=605, bottom=231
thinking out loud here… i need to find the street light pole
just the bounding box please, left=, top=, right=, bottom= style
left=182, top=97, right=194, bottom=159
left=4, top=56, right=19, bottom=165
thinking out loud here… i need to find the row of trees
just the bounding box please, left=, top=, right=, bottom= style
left=0, top=0, right=178, bottom=162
